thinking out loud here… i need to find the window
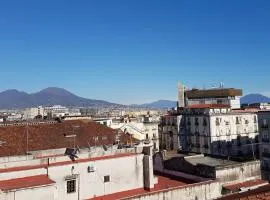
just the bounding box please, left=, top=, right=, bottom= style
left=146, top=134, right=149, bottom=139
left=195, top=117, right=199, bottom=126
left=203, top=118, right=207, bottom=126
left=216, top=118, right=220, bottom=126
left=236, top=117, right=240, bottom=124
left=104, top=175, right=110, bottom=183
left=67, top=180, right=76, bottom=193
left=102, top=136, right=108, bottom=140
left=254, top=116, right=257, bottom=123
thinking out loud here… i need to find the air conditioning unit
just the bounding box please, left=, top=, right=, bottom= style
left=87, top=165, right=96, bottom=173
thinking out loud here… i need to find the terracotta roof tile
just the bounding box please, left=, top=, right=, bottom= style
left=218, top=184, right=270, bottom=200
left=89, top=175, right=190, bottom=200
left=0, top=175, right=55, bottom=191
left=0, top=120, right=127, bottom=157
left=223, top=179, right=268, bottom=191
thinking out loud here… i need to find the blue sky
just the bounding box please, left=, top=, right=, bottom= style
left=0, top=0, right=269, bottom=104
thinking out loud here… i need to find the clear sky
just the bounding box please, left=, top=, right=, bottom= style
left=0, top=0, right=269, bottom=104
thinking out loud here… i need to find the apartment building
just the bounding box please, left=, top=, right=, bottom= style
left=258, top=111, right=270, bottom=180
left=159, top=111, right=182, bottom=151
left=180, top=105, right=259, bottom=158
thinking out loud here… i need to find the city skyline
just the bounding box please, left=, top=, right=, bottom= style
left=0, top=0, right=270, bottom=104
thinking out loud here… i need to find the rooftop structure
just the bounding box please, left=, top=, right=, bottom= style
left=0, top=120, right=131, bottom=157
left=177, top=83, right=243, bottom=109
left=185, top=88, right=243, bottom=99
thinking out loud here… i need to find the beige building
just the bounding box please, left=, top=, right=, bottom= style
left=159, top=112, right=182, bottom=151
left=180, top=105, right=259, bottom=158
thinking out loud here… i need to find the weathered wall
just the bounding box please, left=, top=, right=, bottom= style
left=3, top=185, right=56, bottom=200
left=215, top=160, right=261, bottom=183
left=124, top=180, right=221, bottom=200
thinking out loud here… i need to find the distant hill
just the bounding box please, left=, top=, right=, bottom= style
left=241, top=94, right=270, bottom=104
left=137, top=100, right=177, bottom=109
left=0, top=87, right=119, bottom=109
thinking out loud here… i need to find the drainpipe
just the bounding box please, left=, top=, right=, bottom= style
left=77, top=174, right=80, bottom=200
left=47, top=158, right=49, bottom=176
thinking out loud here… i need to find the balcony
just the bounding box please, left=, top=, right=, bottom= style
left=262, top=152, right=270, bottom=158
left=203, top=144, right=209, bottom=149
left=152, top=134, right=158, bottom=140
left=262, top=138, right=270, bottom=143
left=261, top=125, right=269, bottom=130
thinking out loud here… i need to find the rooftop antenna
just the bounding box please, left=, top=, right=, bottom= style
left=219, top=82, right=224, bottom=88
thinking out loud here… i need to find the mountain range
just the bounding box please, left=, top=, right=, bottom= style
left=240, top=94, right=270, bottom=104
left=136, top=94, right=270, bottom=109
left=0, top=87, right=269, bottom=109
left=0, top=87, right=118, bottom=109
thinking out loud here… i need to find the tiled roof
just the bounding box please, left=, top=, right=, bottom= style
left=90, top=175, right=192, bottom=200
left=218, top=184, right=270, bottom=200
left=0, top=175, right=55, bottom=191
left=187, top=104, right=230, bottom=109
left=223, top=179, right=268, bottom=191
left=0, top=120, right=128, bottom=157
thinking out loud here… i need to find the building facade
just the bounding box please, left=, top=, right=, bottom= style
left=159, top=113, right=182, bottom=151
left=180, top=106, right=259, bottom=158
left=0, top=146, right=156, bottom=200
left=258, top=111, right=270, bottom=180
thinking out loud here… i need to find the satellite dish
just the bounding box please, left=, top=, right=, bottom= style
left=65, top=148, right=79, bottom=162
left=103, top=145, right=108, bottom=151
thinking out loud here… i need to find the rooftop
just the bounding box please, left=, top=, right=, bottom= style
left=0, top=175, right=55, bottom=191
left=218, top=184, right=270, bottom=200
left=0, top=152, right=136, bottom=173
left=0, top=120, right=131, bottom=157
left=184, top=155, right=239, bottom=167
left=89, top=174, right=196, bottom=200
left=185, top=88, right=243, bottom=99
left=223, top=179, right=268, bottom=192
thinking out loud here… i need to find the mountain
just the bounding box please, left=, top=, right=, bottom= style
left=241, top=94, right=270, bottom=104
left=0, top=87, right=118, bottom=109
left=138, top=100, right=177, bottom=109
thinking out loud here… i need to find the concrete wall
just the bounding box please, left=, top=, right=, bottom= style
left=4, top=185, right=56, bottom=200
left=47, top=154, right=145, bottom=200
left=124, top=180, right=221, bottom=200
left=215, top=160, right=261, bottom=184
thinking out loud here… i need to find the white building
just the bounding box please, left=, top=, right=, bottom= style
left=177, top=84, right=243, bottom=109
left=0, top=146, right=157, bottom=200
left=180, top=105, right=259, bottom=158
left=44, top=105, right=69, bottom=118
left=111, top=116, right=159, bottom=152
left=23, top=106, right=44, bottom=119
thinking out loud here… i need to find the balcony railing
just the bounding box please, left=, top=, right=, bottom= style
left=203, top=144, right=209, bottom=149
left=262, top=138, right=270, bottom=143
left=262, top=152, right=270, bottom=157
